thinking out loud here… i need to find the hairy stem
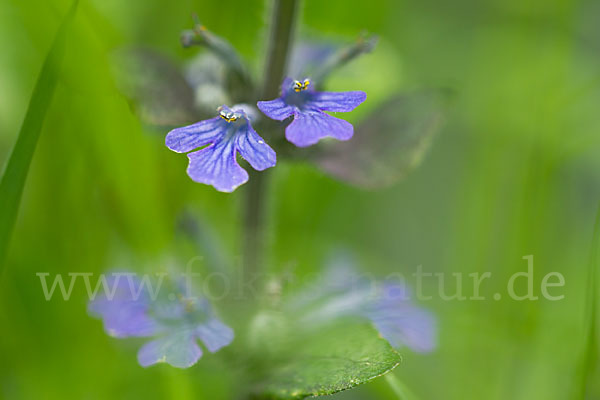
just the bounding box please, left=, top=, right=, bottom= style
left=242, top=0, right=298, bottom=279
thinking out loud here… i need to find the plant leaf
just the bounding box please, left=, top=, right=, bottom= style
left=0, top=0, right=79, bottom=273
left=252, top=322, right=401, bottom=399
left=111, top=47, right=200, bottom=128
left=314, top=91, right=447, bottom=189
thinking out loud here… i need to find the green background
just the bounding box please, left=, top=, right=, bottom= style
left=1, top=0, right=599, bottom=398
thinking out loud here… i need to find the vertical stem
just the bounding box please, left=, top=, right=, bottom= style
left=243, top=169, right=266, bottom=278
left=262, top=0, right=299, bottom=100
left=384, top=374, right=419, bottom=400
left=573, top=201, right=600, bottom=399
left=242, top=0, right=299, bottom=278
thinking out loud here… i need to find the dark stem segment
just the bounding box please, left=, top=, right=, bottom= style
left=262, top=0, right=299, bottom=100
left=242, top=169, right=267, bottom=280
left=242, top=0, right=299, bottom=279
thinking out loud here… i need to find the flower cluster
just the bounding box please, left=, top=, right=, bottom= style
left=93, top=20, right=439, bottom=392
left=166, top=78, right=366, bottom=192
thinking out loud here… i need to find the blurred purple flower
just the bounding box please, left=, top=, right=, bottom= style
left=166, top=105, right=276, bottom=192
left=257, top=78, right=366, bottom=147
left=288, top=42, right=337, bottom=78
left=364, top=282, right=436, bottom=352
left=88, top=275, right=233, bottom=368
left=289, top=262, right=436, bottom=353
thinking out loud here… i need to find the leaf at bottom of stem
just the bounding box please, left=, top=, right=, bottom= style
left=251, top=322, right=402, bottom=399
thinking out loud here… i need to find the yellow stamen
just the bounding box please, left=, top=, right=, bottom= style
left=293, top=78, right=310, bottom=92
left=219, top=110, right=238, bottom=123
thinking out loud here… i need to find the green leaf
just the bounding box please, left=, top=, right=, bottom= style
left=0, top=0, right=79, bottom=273
left=252, top=322, right=401, bottom=399
left=314, top=90, right=448, bottom=189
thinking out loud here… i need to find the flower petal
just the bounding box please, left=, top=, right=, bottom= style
left=287, top=257, right=436, bottom=354
left=286, top=110, right=353, bottom=147
left=257, top=98, right=295, bottom=121
left=166, top=117, right=224, bottom=153
left=196, top=318, right=234, bottom=352
left=235, top=122, right=276, bottom=171
left=309, top=91, right=366, bottom=112
left=367, top=306, right=436, bottom=353
left=187, top=139, right=249, bottom=192
left=137, top=330, right=202, bottom=368
left=88, top=275, right=160, bottom=338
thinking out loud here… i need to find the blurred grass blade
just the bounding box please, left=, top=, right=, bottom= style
left=0, top=0, right=79, bottom=274
left=574, top=201, right=600, bottom=398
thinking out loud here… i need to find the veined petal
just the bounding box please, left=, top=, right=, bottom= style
left=196, top=318, right=234, bottom=353
left=187, top=139, right=248, bottom=192
left=166, top=117, right=224, bottom=153
left=235, top=122, right=276, bottom=171
left=309, top=91, right=366, bottom=112
left=137, top=330, right=202, bottom=368
left=286, top=110, right=353, bottom=147
left=257, top=98, right=295, bottom=121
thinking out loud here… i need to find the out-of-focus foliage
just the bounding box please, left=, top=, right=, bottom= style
left=112, top=48, right=200, bottom=128
left=1, top=0, right=600, bottom=399
left=0, top=0, right=78, bottom=270
left=315, top=91, right=446, bottom=189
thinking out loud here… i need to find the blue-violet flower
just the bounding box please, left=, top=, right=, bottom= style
left=257, top=78, right=366, bottom=147
left=88, top=274, right=234, bottom=368
left=288, top=264, right=436, bottom=353
left=166, top=105, right=276, bottom=192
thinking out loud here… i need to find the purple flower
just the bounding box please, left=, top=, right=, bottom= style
left=257, top=78, right=366, bottom=147
left=288, top=262, right=436, bottom=353
left=364, top=283, right=436, bottom=352
left=166, top=105, right=276, bottom=192
left=88, top=274, right=234, bottom=368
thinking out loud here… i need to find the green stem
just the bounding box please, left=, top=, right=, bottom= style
left=384, top=374, right=419, bottom=400
left=242, top=0, right=299, bottom=278
left=262, top=0, right=299, bottom=100
left=242, top=169, right=267, bottom=279
left=312, top=32, right=377, bottom=85
left=574, top=201, right=600, bottom=399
